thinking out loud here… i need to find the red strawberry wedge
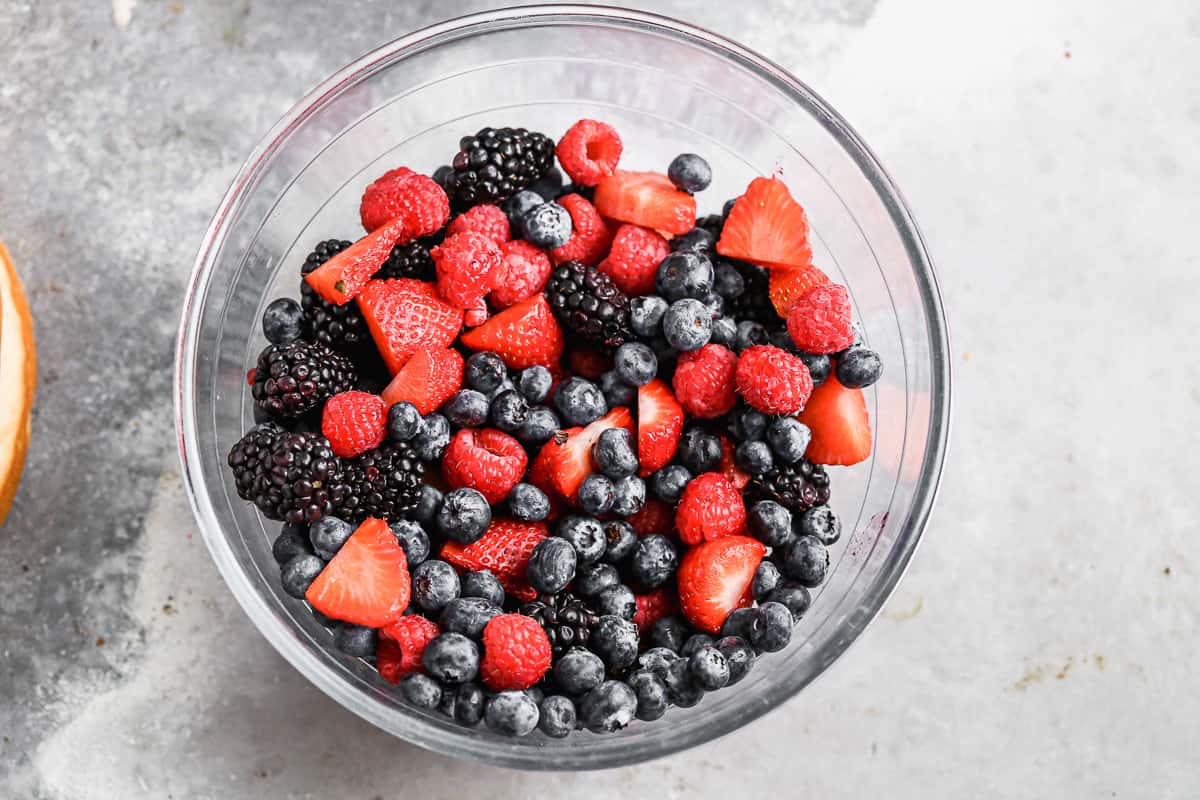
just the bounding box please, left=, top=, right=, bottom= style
left=594, top=171, right=697, bottom=236
left=717, top=176, right=813, bottom=271
left=305, top=517, right=410, bottom=628
left=532, top=407, right=634, bottom=501
left=677, top=535, right=766, bottom=634
left=305, top=216, right=411, bottom=305
left=356, top=278, right=463, bottom=374
left=636, top=379, right=683, bottom=477
left=381, top=346, right=464, bottom=414
left=460, top=293, right=564, bottom=370
left=797, top=373, right=872, bottom=465
left=440, top=519, right=548, bottom=601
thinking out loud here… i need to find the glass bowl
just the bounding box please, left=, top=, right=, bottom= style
left=174, top=4, right=951, bottom=770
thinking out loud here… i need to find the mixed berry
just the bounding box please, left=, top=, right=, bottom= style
left=228, top=118, right=883, bottom=738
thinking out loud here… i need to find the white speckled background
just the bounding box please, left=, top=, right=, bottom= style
left=1, top=0, right=1197, bottom=797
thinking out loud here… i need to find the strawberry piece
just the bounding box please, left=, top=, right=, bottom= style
left=797, top=373, right=872, bottom=465
left=440, top=519, right=548, bottom=601
left=490, top=240, right=552, bottom=308
left=598, top=224, right=670, bottom=296
left=531, top=406, right=634, bottom=501
left=442, top=428, right=528, bottom=504
left=593, top=171, right=696, bottom=236
left=460, top=293, right=564, bottom=370
left=446, top=204, right=511, bottom=244
left=676, top=472, right=746, bottom=545
left=380, top=346, right=464, bottom=414
left=321, top=390, right=387, bottom=458
left=550, top=193, right=613, bottom=266
left=480, top=613, right=553, bottom=691
left=357, top=278, right=463, bottom=374
left=567, top=345, right=613, bottom=380
left=769, top=262, right=830, bottom=318
left=717, top=434, right=750, bottom=490
left=716, top=176, right=812, bottom=271
left=305, top=518, right=410, bottom=628
left=787, top=283, right=855, bottom=354
left=673, top=344, right=738, bottom=419
left=378, top=615, right=441, bottom=683
left=627, top=498, right=675, bottom=537
left=464, top=297, right=489, bottom=327
left=636, top=379, right=683, bottom=477
left=633, top=586, right=680, bottom=633
left=677, top=535, right=766, bottom=634
left=304, top=216, right=410, bottom=305
left=556, top=119, right=623, bottom=187
left=735, top=344, right=814, bottom=416
left=432, top=231, right=506, bottom=309
left=360, top=167, right=450, bottom=236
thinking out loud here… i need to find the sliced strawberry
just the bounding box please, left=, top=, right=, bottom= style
left=636, top=379, right=683, bottom=477
left=717, top=176, right=812, bottom=271
left=304, top=217, right=410, bottom=305
left=380, top=346, right=464, bottom=414
left=797, top=373, right=872, bottom=465
left=356, top=278, right=463, bottom=374
left=769, top=262, right=830, bottom=318
left=532, top=407, right=634, bottom=501
left=440, top=519, right=548, bottom=601
left=632, top=585, right=680, bottom=633
left=459, top=293, right=564, bottom=370
left=305, top=518, right=409, bottom=628
left=676, top=535, right=766, bottom=634
left=593, top=171, right=697, bottom=236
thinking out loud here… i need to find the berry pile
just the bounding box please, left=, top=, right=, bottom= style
left=228, top=117, right=884, bottom=738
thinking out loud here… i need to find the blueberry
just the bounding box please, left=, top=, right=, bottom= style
left=310, top=608, right=339, bottom=628
left=767, top=583, right=812, bottom=621
left=503, top=190, right=544, bottom=231
left=556, top=515, right=607, bottom=564
left=460, top=570, right=505, bottom=607
left=713, top=262, right=745, bottom=299
left=601, top=520, right=638, bottom=564
left=453, top=682, right=486, bottom=726
left=524, top=685, right=546, bottom=706
left=799, top=506, right=841, bottom=545
left=437, top=488, right=491, bottom=544
left=528, top=165, right=565, bottom=201
left=595, top=584, right=637, bottom=620
left=593, top=427, right=638, bottom=479
left=280, top=554, right=323, bottom=599
left=422, top=632, right=480, bottom=683
left=526, top=536, right=577, bottom=594
left=589, top=615, right=639, bottom=669
left=734, top=320, right=770, bottom=352
left=517, top=365, right=553, bottom=404
left=609, top=475, right=645, bottom=517
left=656, top=251, right=714, bottom=302
left=411, top=413, right=451, bottom=461
left=720, top=607, right=757, bottom=640
left=521, top=202, right=573, bottom=249
left=680, top=633, right=715, bottom=658
left=677, top=428, right=721, bottom=474
left=538, top=695, right=578, bottom=738
left=439, top=597, right=501, bottom=639
left=768, top=329, right=798, bottom=353
left=431, top=164, right=455, bottom=191
left=381, top=401, right=420, bottom=444
left=485, top=690, right=540, bottom=737
left=751, top=560, right=783, bottom=602
left=688, top=645, right=730, bottom=691
left=437, top=686, right=458, bottom=719
left=669, top=226, right=716, bottom=255
left=630, top=295, right=669, bottom=337
left=630, top=534, right=678, bottom=590
left=389, top=520, right=431, bottom=565
left=728, top=406, right=767, bottom=442
left=411, top=560, right=461, bottom=613
left=463, top=351, right=505, bottom=394
left=650, top=465, right=691, bottom=504
left=721, top=197, right=738, bottom=217
left=577, top=474, right=615, bottom=515
left=748, top=500, right=794, bottom=548
left=579, top=680, right=638, bottom=733
left=837, top=346, right=883, bottom=388
left=507, top=482, right=550, bottom=522
left=262, top=297, right=305, bottom=345
left=766, top=417, right=812, bottom=464
left=272, top=523, right=312, bottom=565
left=626, top=669, right=670, bottom=721
left=667, top=153, right=712, bottom=193
left=308, top=515, right=354, bottom=560
left=698, top=290, right=724, bottom=320
left=663, top=298, right=713, bottom=352
left=715, top=635, right=756, bottom=685
left=647, top=616, right=688, bottom=653
left=574, top=561, right=620, bottom=598
left=613, top=342, right=657, bottom=387
left=554, top=648, right=606, bottom=695
left=334, top=624, right=377, bottom=657
left=488, top=378, right=518, bottom=403
left=662, top=658, right=704, bottom=707
left=796, top=350, right=831, bottom=387
left=444, top=390, right=490, bottom=428
left=400, top=673, right=442, bottom=710
left=638, top=646, right=682, bottom=675
left=484, top=390, right=526, bottom=433
left=750, top=601, right=794, bottom=653
left=733, top=440, right=773, bottom=476
left=709, top=316, right=738, bottom=347
left=598, top=370, right=635, bottom=407
left=516, top=406, right=561, bottom=446
left=781, top=535, right=829, bottom=587
left=413, top=484, right=443, bottom=526
left=553, top=377, right=607, bottom=426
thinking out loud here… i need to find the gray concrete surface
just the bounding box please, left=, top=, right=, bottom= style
left=1, top=0, right=1197, bottom=797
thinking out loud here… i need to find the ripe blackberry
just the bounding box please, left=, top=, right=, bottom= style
left=227, top=423, right=349, bottom=524
left=300, top=239, right=373, bottom=353
left=251, top=340, right=357, bottom=419
left=445, top=126, right=555, bottom=209
left=725, top=259, right=784, bottom=329
left=746, top=459, right=832, bottom=514
left=544, top=260, right=632, bottom=348
left=520, top=593, right=600, bottom=659
left=339, top=441, right=426, bottom=523
left=378, top=240, right=435, bottom=281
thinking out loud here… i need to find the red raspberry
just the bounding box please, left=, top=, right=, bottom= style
left=550, top=194, right=612, bottom=266
left=673, top=344, right=738, bottom=419
left=378, top=615, right=440, bottom=683
left=627, top=498, right=675, bottom=537
left=787, top=283, right=855, bottom=354
left=360, top=167, right=450, bottom=237
left=432, top=231, right=506, bottom=309
left=446, top=204, right=511, bottom=245
left=555, top=119, right=623, bottom=187
left=676, top=472, right=746, bottom=545
left=566, top=345, right=613, bottom=380
left=490, top=240, right=552, bottom=308
left=598, top=224, right=669, bottom=296
left=632, top=586, right=680, bottom=634
left=442, top=428, right=528, bottom=503
left=734, top=345, right=814, bottom=416
left=320, top=391, right=387, bottom=458
left=480, top=613, right=552, bottom=691
left=717, top=433, right=750, bottom=490
left=464, top=297, right=489, bottom=327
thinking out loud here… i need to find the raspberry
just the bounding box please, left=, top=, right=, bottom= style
left=480, top=613, right=553, bottom=691
left=490, top=240, right=552, bottom=308
left=464, top=297, right=490, bottom=327
left=378, top=615, right=441, bottom=682
left=555, top=119, right=623, bottom=187
left=446, top=204, right=512, bottom=244
left=676, top=472, right=746, bottom=545
left=717, top=434, right=751, bottom=490
left=432, top=231, right=506, bottom=309
left=632, top=586, right=680, bottom=634
left=598, top=224, right=669, bottom=296
left=627, top=498, right=675, bottom=537
left=786, top=283, right=855, bottom=354
left=442, top=428, right=528, bottom=504
left=320, top=391, right=388, bottom=458
left=673, top=344, right=738, bottom=419
left=566, top=345, right=613, bottom=380
left=550, top=194, right=612, bottom=266
left=734, top=345, right=814, bottom=416
left=359, top=167, right=450, bottom=236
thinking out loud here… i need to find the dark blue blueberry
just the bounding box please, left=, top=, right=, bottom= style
left=598, top=370, right=635, bottom=407
left=715, top=635, right=756, bottom=685
left=580, top=680, right=638, bottom=733
left=453, top=682, right=485, bottom=726
left=799, top=506, right=841, bottom=545
left=796, top=350, right=831, bottom=387
left=751, top=559, right=783, bottom=602
left=554, top=648, right=606, bottom=695
left=713, top=261, right=745, bottom=299
left=437, top=488, right=491, bottom=544
left=610, top=475, right=646, bottom=517
left=656, top=251, right=714, bottom=302
left=677, top=428, right=721, bottom=474
left=750, top=601, right=794, bottom=653
left=766, top=417, right=811, bottom=464
left=538, top=695, right=578, bottom=738
left=553, top=377, right=607, bottom=426
left=503, top=189, right=545, bottom=231
left=516, top=406, right=561, bottom=446
left=280, top=554, right=323, bottom=599
left=722, top=197, right=738, bottom=217
left=411, top=559, right=461, bottom=613
left=310, top=607, right=339, bottom=628
left=386, top=401, right=421, bottom=443
left=709, top=316, right=738, bottom=347
left=485, top=690, right=540, bottom=737
left=767, top=583, right=812, bottom=621
left=669, top=226, right=716, bottom=256
left=667, top=153, right=712, bottom=193
left=577, top=474, right=615, bottom=515
left=444, top=390, right=490, bottom=428
left=526, top=536, right=577, bottom=594
left=389, top=520, right=431, bottom=565
left=688, top=645, right=730, bottom=690
left=651, top=465, right=692, bottom=504
left=728, top=406, right=767, bottom=441
left=413, top=484, right=443, bottom=526
left=431, top=164, right=455, bottom=192
left=593, top=427, right=638, bottom=479
left=781, top=536, right=829, bottom=587
left=529, top=165, right=565, bottom=201
left=647, top=617, right=688, bottom=653
left=663, top=299, right=713, bottom=352
left=308, top=515, right=354, bottom=561
left=489, top=389, right=529, bottom=432
left=734, top=320, right=770, bottom=352
left=411, top=413, right=451, bottom=461
left=719, top=607, right=757, bottom=641
left=630, top=295, right=670, bottom=337
left=734, top=440, right=775, bottom=476
left=613, top=342, right=657, bottom=387
left=437, top=685, right=458, bottom=718
left=769, top=328, right=798, bottom=353
left=272, top=523, right=311, bottom=565
left=524, top=685, right=545, bottom=706
left=637, top=646, right=682, bottom=676
left=836, top=346, right=883, bottom=388
left=698, top=290, right=724, bottom=320
left=748, top=500, right=794, bottom=548
left=334, top=624, right=377, bottom=657
left=663, top=658, right=704, bottom=707
left=601, top=520, right=638, bottom=564
left=507, top=482, right=550, bottom=522
left=439, top=597, right=502, bottom=639
left=627, top=669, right=670, bottom=721
left=521, top=201, right=573, bottom=249
left=595, top=583, right=637, bottom=620
left=262, top=297, right=305, bottom=345
left=460, top=570, right=505, bottom=607
left=488, top=377, right=518, bottom=402
left=517, top=365, right=553, bottom=404
left=630, top=534, right=678, bottom=590
left=680, top=633, right=716, bottom=658
left=400, top=673, right=442, bottom=710
left=464, top=351, right=507, bottom=394
left=422, top=632, right=480, bottom=683
left=574, top=561, right=620, bottom=598
left=589, top=615, right=639, bottom=669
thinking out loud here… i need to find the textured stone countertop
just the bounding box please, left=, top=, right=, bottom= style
left=2, top=0, right=1197, bottom=797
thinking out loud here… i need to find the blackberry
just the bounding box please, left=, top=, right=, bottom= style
left=227, top=423, right=349, bottom=524
left=746, top=459, right=832, bottom=514
left=521, top=592, right=600, bottom=659
left=445, top=127, right=555, bottom=209
left=378, top=240, right=435, bottom=281
left=544, top=260, right=632, bottom=348
left=299, top=239, right=372, bottom=353
left=725, top=259, right=784, bottom=330
left=338, top=441, right=426, bottom=523
left=250, top=340, right=357, bottom=419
